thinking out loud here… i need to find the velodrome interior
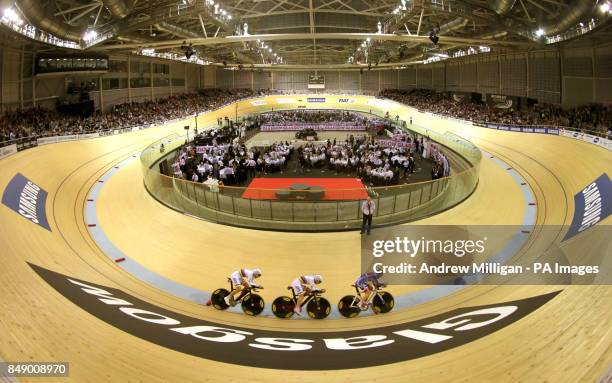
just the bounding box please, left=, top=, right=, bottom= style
left=1, top=93, right=610, bottom=381
left=0, top=1, right=611, bottom=382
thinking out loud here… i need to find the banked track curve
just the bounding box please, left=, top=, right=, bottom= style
left=0, top=95, right=610, bottom=382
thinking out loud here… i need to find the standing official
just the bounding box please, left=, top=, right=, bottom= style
left=361, top=196, right=376, bottom=235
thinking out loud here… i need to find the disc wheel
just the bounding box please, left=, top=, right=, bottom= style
left=372, top=291, right=394, bottom=314
left=242, top=294, right=265, bottom=316
left=338, top=295, right=360, bottom=318
left=272, top=296, right=295, bottom=318
left=306, top=297, right=331, bottom=319
left=211, top=288, right=230, bottom=310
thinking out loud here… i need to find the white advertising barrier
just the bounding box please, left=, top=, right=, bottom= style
left=561, top=129, right=612, bottom=151
left=261, top=124, right=365, bottom=132
left=37, top=132, right=100, bottom=146
left=0, top=143, right=17, bottom=160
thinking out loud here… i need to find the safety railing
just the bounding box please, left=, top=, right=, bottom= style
left=141, top=120, right=481, bottom=231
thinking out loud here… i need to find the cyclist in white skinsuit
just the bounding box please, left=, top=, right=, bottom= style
left=290, top=274, right=323, bottom=315
left=224, top=268, right=262, bottom=305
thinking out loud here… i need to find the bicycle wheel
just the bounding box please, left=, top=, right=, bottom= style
left=372, top=291, right=394, bottom=314
left=242, top=294, right=265, bottom=316
left=306, top=297, right=331, bottom=319
left=211, top=288, right=230, bottom=310
left=338, top=295, right=360, bottom=318
left=272, top=296, right=295, bottom=318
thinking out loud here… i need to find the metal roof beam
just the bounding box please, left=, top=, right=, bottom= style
left=92, top=32, right=537, bottom=51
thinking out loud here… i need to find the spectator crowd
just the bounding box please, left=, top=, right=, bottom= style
left=172, top=126, right=296, bottom=186
left=0, top=88, right=256, bottom=143
left=173, top=120, right=450, bottom=188
left=380, top=89, right=612, bottom=138
left=301, top=131, right=449, bottom=185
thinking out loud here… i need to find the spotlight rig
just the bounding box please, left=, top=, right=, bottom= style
left=429, top=25, right=440, bottom=45
left=181, top=41, right=196, bottom=59
left=429, top=31, right=439, bottom=45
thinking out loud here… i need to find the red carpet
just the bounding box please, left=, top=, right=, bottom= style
left=241, top=178, right=368, bottom=200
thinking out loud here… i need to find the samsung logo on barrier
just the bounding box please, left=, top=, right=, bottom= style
left=29, top=263, right=559, bottom=370
left=307, top=98, right=326, bottom=103
left=0, top=143, right=17, bottom=159
left=2, top=173, right=51, bottom=231
left=564, top=173, right=612, bottom=241
left=580, top=183, right=603, bottom=231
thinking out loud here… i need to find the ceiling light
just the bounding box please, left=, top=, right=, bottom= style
left=601, top=2, right=611, bottom=13
left=535, top=28, right=545, bottom=37
left=83, top=30, right=98, bottom=42
left=3, top=8, right=23, bottom=25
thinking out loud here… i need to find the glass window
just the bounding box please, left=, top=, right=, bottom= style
left=103, top=78, right=128, bottom=90
left=130, top=77, right=151, bottom=88
left=109, top=60, right=128, bottom=73
left=153, top=77, right=169, bottom=87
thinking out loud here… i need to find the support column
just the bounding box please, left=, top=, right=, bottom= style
left=19, top=46, right=24, bottom=109
left=396, top=68, right=399, bottom=89
left=1, top=47, right=5, bottom=113
left=127, top=55, right=132, bottom=103
left=475, top=58, right=479, bottom=94
left=32, top=51, right=36, bottom=107
left=558, top=49, right=564, bottom=105
left=431, top=65, right=434, bottom=90
left=498, top=53, right=502, bottom=94
left=169, top=62, right=173, bottom=96
left=526, top=53, right=530, bottom=98
left=150, top=59, right=154, bottom=101
left=592, top=45, right=596, bottom=103
left=99, top=75, right=103, bottom=112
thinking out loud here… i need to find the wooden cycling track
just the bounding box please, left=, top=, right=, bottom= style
left=0, top=96, right=610, bottom=382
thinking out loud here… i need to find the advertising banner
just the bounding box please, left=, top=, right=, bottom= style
left=563, top=173, right=612, bottom=241
left=0, top=143, right=17, bottom=160
left=560, top=130, right=612, bottom=151
left=1, top=173, right=51, bottom=231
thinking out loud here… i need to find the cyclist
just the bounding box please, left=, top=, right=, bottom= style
left=290, top=274, right=323, bottom=315
left=355, top=271, right=384, bottom=310
left=224, top=268, right=262, bottom=306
